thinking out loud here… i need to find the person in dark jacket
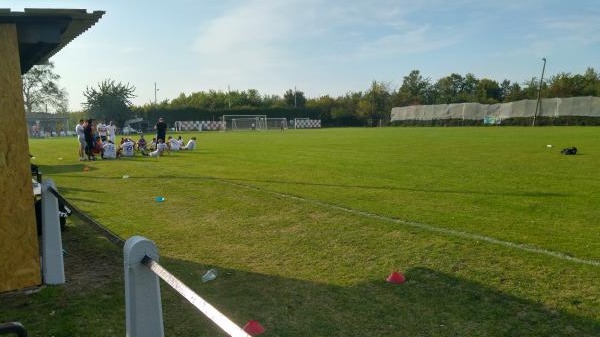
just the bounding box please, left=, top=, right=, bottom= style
left=154, top=117, right=167, bottom=144
left=83, top=119, right=96, bottom=160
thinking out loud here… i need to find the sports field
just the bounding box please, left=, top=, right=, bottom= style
left=19, top=127, right=600, bottom=335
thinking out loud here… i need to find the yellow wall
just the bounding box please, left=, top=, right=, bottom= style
left=0, top=23, right=42, bottom=292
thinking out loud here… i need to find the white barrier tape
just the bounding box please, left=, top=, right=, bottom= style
left=142, top=257, right=251, bottom=337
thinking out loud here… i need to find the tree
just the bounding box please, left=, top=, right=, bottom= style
left=22, top=61, right=68, bottom=113
left=547, top=69, right=600, bottom=97
left=521, top=77, right=542, bottom=100
left=460, top=73, right=479, bottom=102
left=581, top=67, right=600, bottom=96
left=393, top=70, right=432, bottom=106
left=284, top=89, right=306, bottom=108
left=500, top=79, right=523, bottom=102
left=475, top=78, right=501, bottom=104
left=83, top=79, right=136, bottom=126
left=433, top=73, right=465, bottom=104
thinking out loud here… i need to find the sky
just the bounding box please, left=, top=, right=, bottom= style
left=4, top=0, right=599, bottom=111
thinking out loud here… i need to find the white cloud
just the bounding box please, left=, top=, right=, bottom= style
left=357, top=25, right=461, bottom=58
left=541, top=15, right=600, bottom=46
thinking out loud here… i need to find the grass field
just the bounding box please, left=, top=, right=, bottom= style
left=3, top=127, right=600, bottom=336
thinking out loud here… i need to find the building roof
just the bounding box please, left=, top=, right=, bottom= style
left=0, top=8, right=105, bottom=74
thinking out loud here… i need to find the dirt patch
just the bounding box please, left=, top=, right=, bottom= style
left=60, top=216, right=123, bottom=293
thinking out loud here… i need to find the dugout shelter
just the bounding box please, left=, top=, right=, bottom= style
left=0, top=8, right=104, bottom=293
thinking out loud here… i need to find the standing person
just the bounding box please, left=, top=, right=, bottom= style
left=154, top=117, right=167, bottom=145
left=97, top=120, right=108, bottom=142
left=75, top=119, right=86, bottom=161
left=107, top=121, right=117, bottom=143
left=83, top=119, right=96, bottom=160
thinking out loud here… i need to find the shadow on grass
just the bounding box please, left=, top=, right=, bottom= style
left=37, top=163, right=99, bottom=175
left=2, top=219, right=598, bottom=336
left=160, top=257, right=600, bottom=337
left=46, top=169, right=568, bottom=198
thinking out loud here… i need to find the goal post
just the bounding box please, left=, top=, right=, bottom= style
left=221, top=115, right=267, bottom=131
left=266, top=118, right=287, bottom=130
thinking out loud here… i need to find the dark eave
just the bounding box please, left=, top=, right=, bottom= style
left=0, top=8, right=105, bottom=74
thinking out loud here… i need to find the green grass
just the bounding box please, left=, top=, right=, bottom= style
left=2, top=127, right=600, bottom=336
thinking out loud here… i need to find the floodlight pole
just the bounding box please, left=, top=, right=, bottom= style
left=154, top=82, right=159, bottom=105
left=532, top=58, right=546, bottom=127
left=228, top=85, right=231, bottom=109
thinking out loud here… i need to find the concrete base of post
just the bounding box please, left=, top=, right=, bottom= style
left=41, top=179, right=65, bottom=285
left=124, top=236, right=164, bottom=337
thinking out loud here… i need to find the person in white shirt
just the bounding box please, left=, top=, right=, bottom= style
left=148, top=139, right=170, bottom=157
left=120, top=138, right=135, bottom=157
left=183, top=137, right=196, bottom=150
left=107, top=121, right=117, bottom=143
left=75, top=119, right=86, bottom=161
left=168, top=136, right=180, bottom=151
left=96, top=121, right=108, bottom=142
left=103, top=140, right=117, bottom=159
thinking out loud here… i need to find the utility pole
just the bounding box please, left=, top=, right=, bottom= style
left=532, top=58, right=546, bottom=127
left=154, top=82, right=159, bottom=105
left=294, top=86, right=297, bottom=108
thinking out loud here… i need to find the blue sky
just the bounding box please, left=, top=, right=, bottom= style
left=5, top=0, right=599, bottom=111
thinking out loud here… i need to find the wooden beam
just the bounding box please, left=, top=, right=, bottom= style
left=0, top=23, right=41, bottom=292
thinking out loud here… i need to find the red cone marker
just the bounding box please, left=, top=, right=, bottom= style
left=243, top=320, right=265, bottom=336
left=387, top=271, right=406, bottom=284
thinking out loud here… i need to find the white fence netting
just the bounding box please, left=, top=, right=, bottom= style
left=391, top=96, right=600, bottom=121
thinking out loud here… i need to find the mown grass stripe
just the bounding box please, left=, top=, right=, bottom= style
left=218, top=177, right=600, bottom=268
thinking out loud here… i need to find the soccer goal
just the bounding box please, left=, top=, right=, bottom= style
left=221, top=115, right=267, bottom=131
left=266, top=118, right=287, bottom=130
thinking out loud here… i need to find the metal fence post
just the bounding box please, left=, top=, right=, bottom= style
left=41, top=179, right=65, bottom=285
left=124, top=236, right=164, bottom=337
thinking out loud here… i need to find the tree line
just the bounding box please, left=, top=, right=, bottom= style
left=23, top=63, right=600, bottom=127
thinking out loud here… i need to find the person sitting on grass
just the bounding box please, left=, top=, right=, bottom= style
left=120, top=137, right=135, bottom=157
left=92, top=136, right=104, bottom=159
left=103, top=140, right=117, bottom=159
left=147, top=137, right=157, bottom=151
left=183, top=137, right=197, bottom=150
left=168, top=136, right=180, bottom=151
left=145, top=138, right=170, bottom=157
left=137, top=134, right=147, bottom=151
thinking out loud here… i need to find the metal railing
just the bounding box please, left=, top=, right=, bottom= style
left=124, top=236, right=251, bottom=337
left=45, top=187, right=252, bottom=336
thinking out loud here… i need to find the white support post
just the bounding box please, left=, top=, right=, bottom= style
left=41, top=179, right=65, bottom=285
left=124, top=236, right=164, bottom=337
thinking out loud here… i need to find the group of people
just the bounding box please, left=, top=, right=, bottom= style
left=75, top=117, right=197, bottom=161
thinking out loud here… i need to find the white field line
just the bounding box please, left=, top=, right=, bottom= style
left=219, top=179, right=600, bottom=268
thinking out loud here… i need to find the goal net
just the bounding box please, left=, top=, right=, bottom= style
left=222, top=115, right=267, bottom=131
left=266, top=118, right=287, bottom=130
